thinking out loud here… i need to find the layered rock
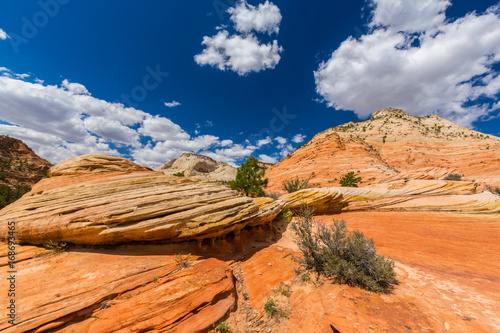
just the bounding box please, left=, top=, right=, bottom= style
left=47, top=154, right=152, bottom=177
left=0, top=246, right=235, bottom=333
left=156, top=153, right=237, bottom=182
left=0, top=155, right=283, bottom=246
left=279, top=179, right=500, bottom=214
left=266, top=108, right=500, bottom=191
left=0, top=135, right=52, bottom=188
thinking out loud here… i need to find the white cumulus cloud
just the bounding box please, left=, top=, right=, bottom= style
left=195, top=31, right=283, bottom=75
left=195, top=0, right=283, bottom=75
left=258, top=154, right=277, bottom=164
left=291, top=134, right=306, bottom=143
left=257, top=136, right=272, bottom=147
left=0, top=29, right=9, bottom=40
left=368, top=0, right=451, bottom=32
left=228, top=0, right=282, bottom=35
left=0, top=72, right=258, bottom=168
left=315, top=1, right=500, bottom=126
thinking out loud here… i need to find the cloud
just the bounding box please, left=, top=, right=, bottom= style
left=368, top=0, right=450, bottom=32
left=274, top=136, right=287, bottom=146
left=257, top=136, right=272, bottom=147
left=195, top=30, right=283, bottom=75
left=164, top=100, right=181, bottom=107
left=62, top=79, right=90, bottom=95
left=278, top=144, right=294, bottom=158
left=228, top=0, right=282, bottom=35
left=315, top=1, right=500, bottom=126
left=195, top=1, right=283, bottom=75
left=0, top=29, right=9, bottom=40
left=0, top=72, right=257, bottom=168
left=291, top=134, right=306, bottom=143
left=258, top=154, right=277, bottom=164
left=220, top=139, right=233, bottom=147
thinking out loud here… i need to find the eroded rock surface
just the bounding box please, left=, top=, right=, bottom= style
left=279, top=179, right=500, bottom=214
left=0, top=156, right=282, bottom=246
left=0, top=247, right=235, bottom=333
left=47, top=154, right=152, bottom=177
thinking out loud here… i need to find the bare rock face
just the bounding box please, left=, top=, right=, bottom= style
left=0, top=155, right=283, bottom=246
left=279, top=179, right=500, bottom=214
left=0, top=135, right=52, bottom=188
left=156, top=153, right=237, bottom=182
left=266, top=108, right=500, bottom=191
left=47, top=154, right=152, bottom=177
left=0, top=246, right=235, bottom=333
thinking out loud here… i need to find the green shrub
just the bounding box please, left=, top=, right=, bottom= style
left=173, top=172, right=185, bottom=177
left=486, top=185, right=500, bottom=195
left=444, top=173, right=462, bottom=181
left=44, top=240, right=67, bottom=253
left=301, top=273, right=311, bottom=282
left=275, top=282, right=292, bottom=297
left=213, top=321, right=230, bottom=333
left=264, top=299, right=278, bottom=317
left=291, top=204, right=397, bottom=293
left=229, top=156, right=268, bottom=197
left=278, top=206, right=293, bottom=223
left=339, top=172, right=362, bottom=187
left=175, top=253, right=193, bottom=269
left=282, top=177, right=310, bottom=193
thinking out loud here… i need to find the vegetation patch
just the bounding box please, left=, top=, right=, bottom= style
left=291, top=204, right=397, bottom=293
left=44, top=240, right=68, bottom=253
left=282, top=177, right=310, bottom=193
left=230, top=156, right=268, bottom=197
left=175, top=253, right=193, bottom=269
left=339, top=171, right=362, bottom=187
left=0, top=183, right=31, bottom=209
left=173, top=172, right=185, bottom=177
left=213, top=321, right=230, bottom=333
left=486, top=185, right=500, bottom=195
left=444, top=173, right=462, bottom=181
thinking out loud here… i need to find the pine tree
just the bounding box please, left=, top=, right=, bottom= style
left=230, top=156, right=268, bottom=197
left=339, top=171, right=362, bottom=187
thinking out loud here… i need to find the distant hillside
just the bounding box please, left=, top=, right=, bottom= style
left=0, top=135, right=53, bottom=208
left=265, top=108, right=500, bottom=191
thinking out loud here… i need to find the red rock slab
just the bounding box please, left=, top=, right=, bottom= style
left=59, top=258, right=235, bottom=333
left=0, top=245, right=235, bottom=333
left=323, top=212, right=500, bottom=293
left=318, top=211, right=500, bottom=332
left=240, top=245, right=297, bottom=310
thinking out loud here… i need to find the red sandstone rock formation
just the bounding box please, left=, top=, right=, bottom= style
left=266, top=108, right=500, bottom=192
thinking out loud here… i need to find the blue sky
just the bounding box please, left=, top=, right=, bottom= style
left=0, top=0, right=499, bottom=167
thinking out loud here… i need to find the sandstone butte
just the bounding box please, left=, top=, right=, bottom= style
left=265, top=108, right=500, bottom=192
left=1, top=109, right=500, bottom=332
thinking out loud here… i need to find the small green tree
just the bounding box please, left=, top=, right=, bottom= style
left=229, top=156, right=268, bottom=197
left=339, top=172, right=362, bottom=187
left=282, top=177, right=309, bottom=193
